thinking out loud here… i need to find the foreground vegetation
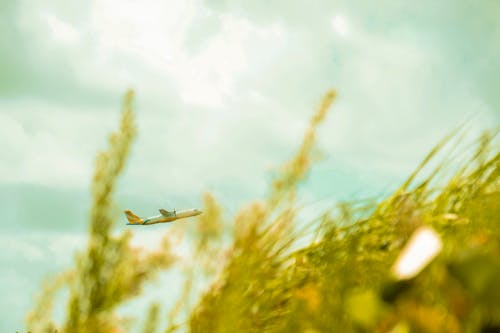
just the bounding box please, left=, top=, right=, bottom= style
left=27, top=90, right=499, bottom=332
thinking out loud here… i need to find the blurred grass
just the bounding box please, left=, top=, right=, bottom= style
left=26, top=90, right=499, bottom=333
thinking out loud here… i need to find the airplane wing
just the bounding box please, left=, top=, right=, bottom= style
left=159, top=208, right=174, bottom=216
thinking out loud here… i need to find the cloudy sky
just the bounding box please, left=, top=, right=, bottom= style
left=1, top=0, right=499, bottom=331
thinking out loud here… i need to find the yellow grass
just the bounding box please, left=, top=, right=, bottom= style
left=26, top=90, right=500, bottom=333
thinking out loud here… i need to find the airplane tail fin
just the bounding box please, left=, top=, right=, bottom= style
left=124, top=210, right=143, bottom=224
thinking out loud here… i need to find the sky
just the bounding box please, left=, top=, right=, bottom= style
left=1, top=0, right=499, bottom=331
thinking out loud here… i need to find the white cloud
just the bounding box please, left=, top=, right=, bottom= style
left=318, top=17, right=494, bottom=181
left=87, top=0, right=287, bottom=107
left=4, top=0, right=496, bottom=205
left=331, top=14, right=350, bottom=38
left=0, top=101, right=115, bottom=188
left=42, top=12, right=81, bottom=44
left=5, top=0, right=290, bottom=200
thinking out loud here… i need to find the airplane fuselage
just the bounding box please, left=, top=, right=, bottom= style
left=127, top=208, right=202, bottom=225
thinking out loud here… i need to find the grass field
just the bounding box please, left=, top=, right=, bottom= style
left=26, top=90, right=499, bottom=333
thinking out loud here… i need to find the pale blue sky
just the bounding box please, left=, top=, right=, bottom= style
left=1, top=0, right=499, bottom=331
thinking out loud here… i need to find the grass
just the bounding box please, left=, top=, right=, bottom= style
left=26, top=90, right=499, bottom=333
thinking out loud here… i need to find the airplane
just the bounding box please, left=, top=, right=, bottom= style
left=124, top=208, right=202, bottom=225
